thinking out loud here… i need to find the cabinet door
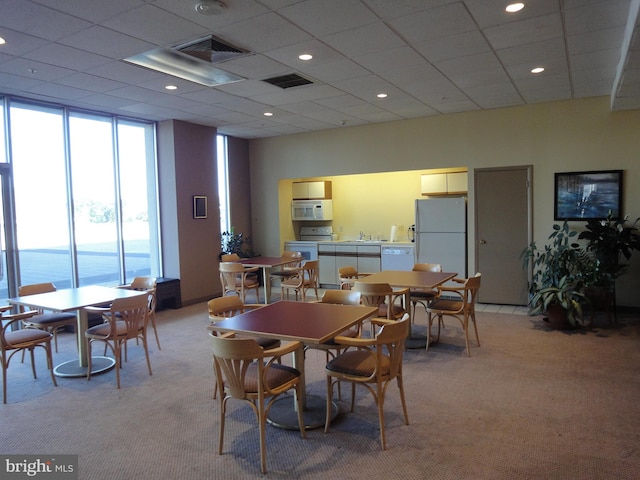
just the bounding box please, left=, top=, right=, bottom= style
left=420, top=173, right=447, bottom=195
left=292, top=182, right=309, bottom=199
left=308, top=181, right=331, bottom=199
left=357, top=246, right=381, bottom=274
left=447, top=172, right=468, bottom=194
left=318, top=244, right=336, bottom=285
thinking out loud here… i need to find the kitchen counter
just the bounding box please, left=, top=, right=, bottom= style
left=317, top=240, right=414, bottom=246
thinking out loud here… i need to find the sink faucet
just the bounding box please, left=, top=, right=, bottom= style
left=359, top=231, right=365, bottom=240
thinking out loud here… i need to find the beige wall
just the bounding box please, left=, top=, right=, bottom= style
left=249, top=97, right=640, bottom=307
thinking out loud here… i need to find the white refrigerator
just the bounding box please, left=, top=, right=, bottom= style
left=415, top=197, right=467, bottom=278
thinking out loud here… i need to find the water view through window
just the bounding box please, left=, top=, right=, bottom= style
left=0, top=98, right=159, bottom=302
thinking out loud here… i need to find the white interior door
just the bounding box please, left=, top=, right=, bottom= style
left=475, top=167, right=531, bottom=305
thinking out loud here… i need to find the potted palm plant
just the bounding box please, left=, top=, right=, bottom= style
left=521, top=220, right=591, bottom=328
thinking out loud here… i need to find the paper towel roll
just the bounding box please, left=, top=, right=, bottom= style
left=389, top=225, right=397, bottom=243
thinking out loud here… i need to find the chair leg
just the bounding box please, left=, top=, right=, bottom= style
left=2, top=361, right=7, bottom=404
left=324, top=376, right=334, bottom=433
left=149, top=314, right=161, bottom=350
left=45, top=342, right=58, bottom=388
left=377, top=387, right=386, bottom=450
left=294, top=383, right=307, bottom=439
left=29, top=347, right=37, bottom=379
left=258, top=400, right=268, bottom=474
left=218, top=396, right=227, bottom=455
left=142, top=336, right=153, bottom=376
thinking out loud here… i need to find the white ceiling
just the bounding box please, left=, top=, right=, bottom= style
left=1, top=0, right=639, bottom=139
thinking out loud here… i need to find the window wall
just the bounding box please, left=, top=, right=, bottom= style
left=1, top=97, right=159, bottom=300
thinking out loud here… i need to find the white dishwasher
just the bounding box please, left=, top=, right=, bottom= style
left=381, top=245, right=415, bottom=271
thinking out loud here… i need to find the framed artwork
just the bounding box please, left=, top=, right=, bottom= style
left=554, top=170, right=623, bottom=221
left=193, top=195, right=207, bottom=219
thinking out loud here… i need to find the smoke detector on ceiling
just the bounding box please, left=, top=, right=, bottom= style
left=195, top=0, right=226, bottom=15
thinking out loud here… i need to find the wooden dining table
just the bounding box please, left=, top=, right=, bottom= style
left=209, top=300, right=377, bottom=429
left=8, top=285, right=147, bottom=377
left=239, top=256, right=302, bottom=304
left=356, top=270, right=457, bottom=348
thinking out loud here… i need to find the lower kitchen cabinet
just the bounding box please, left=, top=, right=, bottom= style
left=318, top=243, right=381, bottom=287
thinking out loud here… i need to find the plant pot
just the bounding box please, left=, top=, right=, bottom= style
left=543, top=304, right=574, bottom=330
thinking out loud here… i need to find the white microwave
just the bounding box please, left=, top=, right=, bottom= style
left=291, top=200, right=333, bottom=221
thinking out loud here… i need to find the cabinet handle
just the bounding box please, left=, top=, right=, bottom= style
left=479, top=240, right=487, bottom=244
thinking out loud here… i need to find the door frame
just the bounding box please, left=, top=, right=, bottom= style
left=473, top=165, right=533, bottom=304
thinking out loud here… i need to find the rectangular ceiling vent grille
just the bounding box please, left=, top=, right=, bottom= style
left=262, top=73, right=313, bottom=89
left=174, top=35, right=249, bottom=63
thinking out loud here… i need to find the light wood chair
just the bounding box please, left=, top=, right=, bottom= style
left=210, top=334, right=306, bottom=474
left=219, top=262, right=261, bottom=303
left=410, top=263, right=442, bottom=323
left=352, top=282, right=407, bottom=321
left=280, top=260, right=319, bottom=302
left=324, top=315, right=410, bottom=450
left=119, top=277, right=160, bottom=350
left=17, top=283, right=77, bottom=353
left=84, top=294, right=152, bottom=388
left=1, top=306, right=57, bottom=403
left=338, top=266, right=372, bottom=290
left=426, top=273, right=482, bottom=356
left=269, top=250, right=304, bottom=286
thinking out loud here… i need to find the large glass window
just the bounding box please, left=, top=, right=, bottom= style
left=1, top=99, right=159, bottom=299
left=217, top=134, right=230, bottom=233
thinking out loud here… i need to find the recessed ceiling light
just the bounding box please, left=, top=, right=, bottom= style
left=506, top=3, right=525, bottom=13
left=377, top=93, right=388, bottom=98
left=264, top=112, right=273, bottom=117
left=165, top=85, right=178, bottom=90
left=531, top=67, right=545, bottom=74
left=298, top=53, right=313, bottom=61
left=0, top=37, right=6, bottom=45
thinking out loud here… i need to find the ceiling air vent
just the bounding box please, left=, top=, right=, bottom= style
left=174, top=35, right=248, bottom=63
left=262, top=73, right=313, bottom=89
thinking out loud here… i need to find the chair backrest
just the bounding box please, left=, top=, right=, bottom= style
left=375, top=316, right=408, bottom=379
left=18, top=283, right=58, bottom=313
left=462, top=273, right=482, bottom=309
left=219, top=262, right=246, bottom=295
left=320, top=289, right=361, bottom=306
left=129, top=276, right=157, bottom=290
left=281, top=250, right=303, bottom=268
left=412, top=263, right=442, bottom=273
left=208, top=295, right=245, bottom=319
left=18, top=282, right=56, bottom=296
left=221, top=253, right=241, bottom=262
left=210, top=334, right=265, bottom=398
left=108, top=294, right=149, bottom=339
left=338, top=266, right=358, bottom=278
left=353, top=282, right=393, bottom=306
left=301, top=260, right=319, bottom=284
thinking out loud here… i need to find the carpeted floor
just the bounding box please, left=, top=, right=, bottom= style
left=1, top=299, right=639, bottom=479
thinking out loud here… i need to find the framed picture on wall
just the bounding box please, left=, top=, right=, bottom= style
left=554, top=170, right=623, bottom=221
left=193, top=195, right=207, bottom=219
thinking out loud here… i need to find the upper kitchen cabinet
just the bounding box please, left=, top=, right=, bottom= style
left=420, top=172, right=467, bottom=195
left=292, top=181, right=332, bottom=199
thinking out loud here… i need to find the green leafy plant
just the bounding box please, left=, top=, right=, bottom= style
left=521, top=220, right=591, bottom=326
left=220, top=227, right=255, bottom=258
left=578, top=210, right=640, bottom=282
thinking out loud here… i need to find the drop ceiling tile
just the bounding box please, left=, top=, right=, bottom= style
left=363, top=0, right=454, bottom=20
left=0, top=0, right=92, bottom=41
left=0, top=28, right=49, bottom=56
left=86, top=61, right=165, bottom=84
left=214, top=12, right=311, bottom=53
left=484, top=13, right=563, bottom=50
left=0, top=57, right=76, bottom=81
left=413, top=30, right=491, bottom=63
left=387, top=3, right=477, bottom=44
left=58, top=26, right=156, bottom=60
left=564, top=0, right=630, bottom=35
left=27, top=82, right=93, bottom=100
left=263, top=39, right=345, bottom=68
left=102, top=4, right=208, bottom=46
left=495, top=37, right=567, bottom=67
left=278, top=0, right=379, bottom=36
left=31, top=0, right=146, bottom=23
left=23, top=43, right=112, bottom=71
left=353, top=46, right=427, bottom=74
left=300, top=58, right=370, bottom=83
left=322, top=23, right=406, bottom=58
left=55, top=72, right=127, bottom=92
